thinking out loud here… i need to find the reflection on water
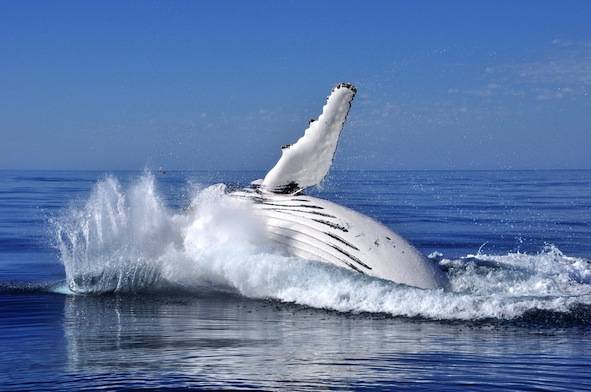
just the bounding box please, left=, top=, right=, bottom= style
left=55, top=294, right=591, bottom=390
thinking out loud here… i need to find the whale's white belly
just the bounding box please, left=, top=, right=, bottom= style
left=232, top=189, right=448, bottom=289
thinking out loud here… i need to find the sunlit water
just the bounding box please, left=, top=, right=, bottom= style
left=1, top=170, right=590, bottom=390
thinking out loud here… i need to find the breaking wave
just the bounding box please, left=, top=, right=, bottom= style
left=51, top=174, right=591, bottom=321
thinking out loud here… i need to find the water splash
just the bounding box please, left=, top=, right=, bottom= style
left=52, top=173, right=591, bottom=320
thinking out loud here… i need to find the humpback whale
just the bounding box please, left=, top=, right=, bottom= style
left=232, top=83, right=449, bottom=290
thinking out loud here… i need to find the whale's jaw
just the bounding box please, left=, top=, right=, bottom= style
left=232, top=188, right=449, bottom=290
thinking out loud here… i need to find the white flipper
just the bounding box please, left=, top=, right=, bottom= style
left=261, top=83, right=356, bottom=194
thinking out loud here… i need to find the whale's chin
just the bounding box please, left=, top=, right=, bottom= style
left=232, top=188, right=449, bottom=290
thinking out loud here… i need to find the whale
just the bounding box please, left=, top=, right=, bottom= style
left=231, top=83, right=449, bottom=290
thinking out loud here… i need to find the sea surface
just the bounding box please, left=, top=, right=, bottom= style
left=1, top=170, right=590, bottom=391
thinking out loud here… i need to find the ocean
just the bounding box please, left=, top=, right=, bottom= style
left=1, top=170, right=590, bottom=390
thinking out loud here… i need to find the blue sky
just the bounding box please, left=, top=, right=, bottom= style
left=1, top=1, right=590, bottom=170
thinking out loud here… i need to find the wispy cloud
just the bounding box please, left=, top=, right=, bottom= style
left=483, top=39, right=591, bottom=101
left=447, top=83, right=508, bottom=98
left=445, top=40, right=591, bottom=102
left=534, top=87, right=575, bottom=101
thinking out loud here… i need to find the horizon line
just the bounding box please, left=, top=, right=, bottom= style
left=1, top=168, right=591, bottom=172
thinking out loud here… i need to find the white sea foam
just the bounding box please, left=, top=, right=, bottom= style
left=52, top=174, right=591, bottom=320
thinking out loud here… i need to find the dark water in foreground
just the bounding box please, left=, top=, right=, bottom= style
left=1, top=170, right=590, bottom=390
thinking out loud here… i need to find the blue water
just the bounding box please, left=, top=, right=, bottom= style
left=1, top=170, right=590, bottom=390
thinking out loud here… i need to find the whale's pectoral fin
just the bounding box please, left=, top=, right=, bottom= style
left=260, top=83, right=357, bottom=194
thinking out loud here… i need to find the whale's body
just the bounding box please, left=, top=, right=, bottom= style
left=232, top=83, right=448, bottom=290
